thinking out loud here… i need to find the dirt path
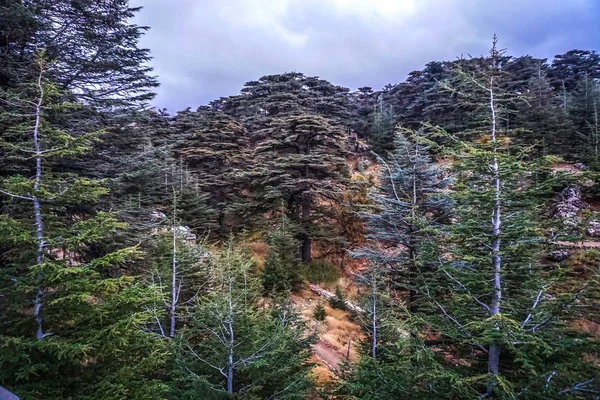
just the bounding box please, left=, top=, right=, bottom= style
left=313, top=339, right=345, bottom=370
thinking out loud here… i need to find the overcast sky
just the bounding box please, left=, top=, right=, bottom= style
left=131, top=0, right=600, bottom=111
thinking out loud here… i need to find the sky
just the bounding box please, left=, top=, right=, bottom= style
left=131, top=0, right=600, bottom=111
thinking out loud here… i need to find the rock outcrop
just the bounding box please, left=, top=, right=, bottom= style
left=553, top=186, right=587, bottom=227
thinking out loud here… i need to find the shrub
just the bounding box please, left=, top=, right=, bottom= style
left=328, top=285, right=347, bottom=310
left=301, top=261, right=340, bottom=285
left=313, top=302, right=326, bottom=321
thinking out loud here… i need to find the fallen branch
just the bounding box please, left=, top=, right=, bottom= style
left=308, top=284, right=364, bottom=313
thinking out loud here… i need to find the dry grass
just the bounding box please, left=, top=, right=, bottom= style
left=311, top=363, right=336, bottom=385
left=292, top=284, right=364, bottom=383
left=316, top=304, right=363, bottom=362
left=240, top=241, right=268, bottom=267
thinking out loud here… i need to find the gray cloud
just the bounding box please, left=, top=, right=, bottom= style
left=131, top=0, right=600, bottom=111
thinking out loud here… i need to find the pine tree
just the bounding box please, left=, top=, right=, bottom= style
left=0, top=0, right=158, bottom=109
left=0, top=52, right=167, bottom=399
left=548, top=50, right=600, bottom=93
left=348, top=86, right=376, bottom=140
left=261, top=216, right=303, bottom=294
left=369, top=95, right=396, bottom=156
left=569, top=74, right=600, bottom=165
left=339, top=38, right=600, bottom=400
left=174, top=108, right=250, bottom=236
left=174, top=243, right=314, bottom=399
left=313, top=302, right=326, bottom=322
left=249, top=114, right=352, bottom=262
left=419, top=37, right=600, bottom=398
left=354, top=128, right=450, bottom=313
left=145, top=190, right=213, bottom=339
left=328, top=285, right=347, bottom=310
left=512, top=59, right=573, bottom=156
left=220, top=72, right=351, bottom=133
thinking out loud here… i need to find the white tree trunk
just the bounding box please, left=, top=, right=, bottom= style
left=227, top=279, right=234, bottom=394
left=488, top=76, right=502, bottom=376
left=170, top=224, right=177, bottom=338
left=32, top=63, right=48, bottom=340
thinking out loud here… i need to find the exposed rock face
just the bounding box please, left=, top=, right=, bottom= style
left=171, top=225, right=197, bottom=241
left=150, top=210, right=167, bottom=221
left=547, top=249, right=570, bottom=262
left=553, top=186, right=587, bottom=227
left=588, top=220, right=600, bottom=237
left=574, top=162, right=587, bottom=170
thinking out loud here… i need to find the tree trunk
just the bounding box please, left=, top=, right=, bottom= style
left=32, top=64, right=47, bottom=340
left=371, top=291, right=377, bottom=358
left=408, top=143, right=419, bottom=314
left=170, top=191, right=178, bottom=338
left=408, top=244, right=419, bottom=313
left=170, top=225, right=177, bottom=338
left=488, top=73, right=502, bottom=382
left=227, top=280, right=235, bottom=394
left=301, top=195, right=311, bottom=263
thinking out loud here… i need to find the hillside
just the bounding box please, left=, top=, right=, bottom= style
left=1, top=2, right=600, bottom=399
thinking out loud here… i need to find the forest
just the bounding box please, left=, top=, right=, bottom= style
left=0, top=1, right=599, bottom=399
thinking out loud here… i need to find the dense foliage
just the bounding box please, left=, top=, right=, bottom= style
left=1, top=1, right=599, bottom=399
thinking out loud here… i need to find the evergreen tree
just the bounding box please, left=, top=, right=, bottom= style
left=250, top=114, right=352, bottom=262
left=512, top=59, right=573, bottom=155
left=369, top=95, right=396, bottom=156
left=313, top=302, right=326, bottom=322
left=146, top=191, right=212, bottom=339
left=0, top=0, right=158, bottom=109
left=220, top=72, right=350, bottom=133
left=174, top=243, right=314, bottom=399
left=548, top=50, right=600, bottom=93
left=261, top=216, right=303, bottom=294
left=418, top=38, right=599, bottom=398
left=339, top=38, right=600, bottom=400
left=328, top=285, right=347, bottom=310
left=569, top=74, right=600, bottom=164
left=0, top=52, right=167, bottom=399
left=174, top=108, right=250, bottom=236
left=354, top=128, right=450, bottom=313
left=348, top=86, right=376, bottom=140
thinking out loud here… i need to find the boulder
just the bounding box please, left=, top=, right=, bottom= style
left=172, top=225, right=191, bottom=236
left=184, top=233, right=197, bottom=241
left=588, top=220, right=600, bottom=237
left=574, top=162, right=587, bottom=170
left=150, top=210, right=167, bottom=221
left=547, top=249, right=570, bottom=262
left=553, top=186, right=587, bottom=226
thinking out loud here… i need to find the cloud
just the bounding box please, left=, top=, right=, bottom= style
left=131, top=0, right=600, bottom=111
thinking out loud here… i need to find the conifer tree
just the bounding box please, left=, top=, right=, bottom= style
left=249, top=114, right=352, bottom=262
left=339, top=38, right=600, bottom=400
left=419, top=37, right=600, bottom=398
left=261, top=216, right=303, bottom=294
left=512, top=59, right=573, bottom=155
left=175, top=108, right=250, bottom=236
left=174, top=243, right=314, bottom=399
left=569, top=74, right=600, bottom=164
left=313, top=302, right=326, bottom=322
left=0, top=0, right=158, bottom=109
left=221, top=72, right=350, bottom=133
left=354, top=128, right=450, bottom=313
left=0, top=52, right=167, bottom=399
left=348, top=86, right=376, bottom=140
left=146, top=190, right=212, bottom=339
left=369, top=95, right=396, bottom=156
